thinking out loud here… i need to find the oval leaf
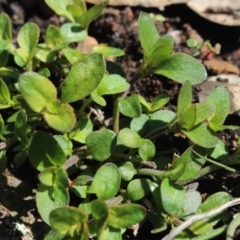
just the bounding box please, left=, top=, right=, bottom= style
left=182, top=123, right=218, bottom=148
left=61, top=53, right=105, bottom=103
left=206, top=87, right=230, bottom=125
left=138, top=139, right=155, bottom=161
left=160, top=178, right=185, bottom=217
left=108, top=204, right=146, bottom=228
left=127, top=178, right=151, bottom=201
left=36, top=184, right=69, bottom=225
left=50, top=206, right=88, bottom=235
left=88, top=163, right=121, bottom=200
left=86, top=128, right=116, bottom=161
left=138, top=12, right=159, bottom=53
left=154, top=53, right=207, bottom=85
left=44, top=101, right=76, bottom=132
left=28, top=132, right=66, bottom=171
left=118, top=94, right=142, bottom=118
left=19, top=72, right=57, bottom=113
left=118, top=128, right=145, bottom=148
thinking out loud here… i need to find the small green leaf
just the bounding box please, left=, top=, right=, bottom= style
left=0, top=67, right=19, bottom=79
left=138, top=139, right=155, bottom=161
left=39, top=167, right=57, bottom=187
left=177, top=146, right=206, bottom=181
left=35, top=44, right=57, bottom=63
left=96, top=74, right=130, bottom=96
left=154, top=53, right=207, bottom=84
left=119, top=162, right=136, bottom=181
left=198, top=192, right=231, bottom=213
left=45, top=0, right=74, bottom=21
left=130, top=114, right=149, bottom=135
left=177, top=80, right=192, bottom=116
left=208, top=140, right=229, bottom=160
left=45, top=25, right=65, bottom=47
left=62, top=47, right=84, bottom=64
left=118, top=94, right=142, bottom=118
left=182, top=123, right=218, bottom=148
left=19, top=72, right=57, bottom=113
left=61, top=54, right=105, bottom=103
left=179, top=105, right=196, bottom=130
left=88, top=163, right=121, bottom=200
left=86, top=128, right=116, bottom=161
left=138, top=12, right=159, bottom=53
left=77, top=1, right=109, bottom=29
left=145, top=44, right=173, bottom=68
left=197, top=192, right=231, bottom=226
left=0, top=79, right=11, bottom=108
left=14, top=149, right=28, bottom=166
left=53, top=134, right=73, bottom=157
left=0, top=13, right=12, bottom=41
left=108, top=204, right=146, bottom=228
left=67, top=4, right=85, bottom=23
left=36, top=184, right=69, bottom=225
left=127, top=178, right=151, bottom=201
left=182, top=191, right=202, bottom=219
left=90, top=200, right=109, bottom=234
left=195, top=103, right=215, bottom=125
left=118, top=128, right=145, bottom=148
left=149, top=110, right=176, bottom=131
left=91, top=45, right=124, bottom=57
left=14, top=110, right=28, bottom=145
left=138, top=95, right=151, bottom=113
left=206, top=87, right=230, bottom=125
left=28, top=132, right=66, bottom=171
left=160, top=178, right=185, bottom=217
left=49, top=207, right=88, bottom=235
left=69, top=118, right=93, bottom=144
left=189, top=221, right=213, bottom=235
left=0, top=150, right=7, bottom=175
left=44, top=101, right=76, bottom=132
left=60, top=23, right=87, bottom=43
left=17, top=22, right=39, bottom=52
left=151, top=93, right=170, bottom=112
left=14, top=22, right=39, bottom=66
left=162, top=163, right=186, bottom=181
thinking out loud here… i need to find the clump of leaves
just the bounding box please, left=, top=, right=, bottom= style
left=0, top=1, right=239, bottom=239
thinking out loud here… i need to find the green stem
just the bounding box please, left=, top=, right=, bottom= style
left=113, top=96, right=120, bottom=133
left=112, top=153, right=157, bottom=169
left=192, top=149, right=240, bottom=173
left=144, top=124, right=170, bottom=139
left=79, top=97, right=93, bottom=116
left=137, top=168, right=164, bottom=179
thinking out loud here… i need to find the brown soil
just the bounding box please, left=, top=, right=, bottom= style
left=1, top=1, right=240, bottom=239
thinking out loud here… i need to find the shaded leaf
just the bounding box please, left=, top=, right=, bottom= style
left=86, top=128, right=116, bottom=161
left=28, top=132, right=66, bottom=171
left=127, top=178, right=151, bottom=201
left=36, top=184, right=69, bottom=225
left=118, top=94, right=142, bottom=118
left=108, top=204, right=146, bottom=228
